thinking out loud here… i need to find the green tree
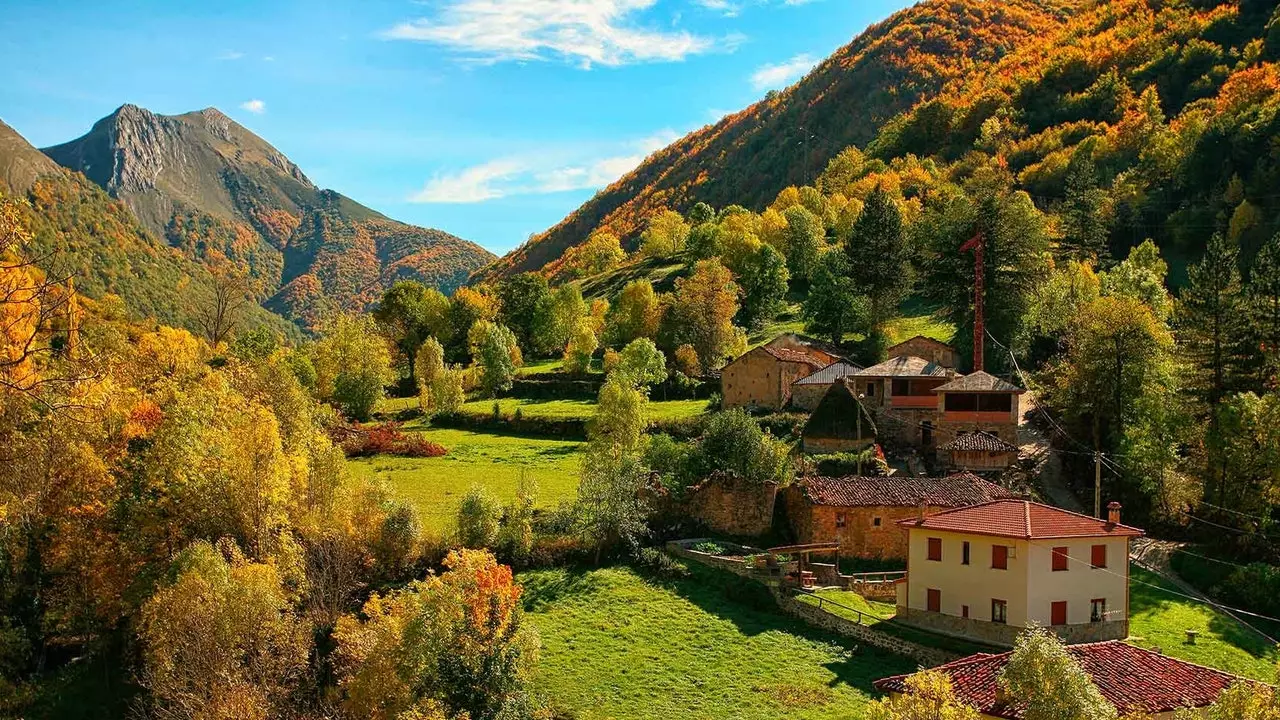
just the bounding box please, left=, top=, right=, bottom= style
left=689, top=408, right=792, bottom=486
left=536, top=284, right=588, bottom=356
left=1100, top=240, right=1172, bottom=321
left=1249, top=231, right=1280, bottom=382
left=997, top=625, right=1117, bottom=720
left=431, top=365, right=467, bottom=415
left=846, top=185, right=909, bottom=329
left=612, top=338, right=667, bottom=390
left=1177, top=680, right=1280, bottom=720
left=1059, top=153, right=1110, bottom=262
left=803, top=252, right=871, bottom=345
left=588, top=374, right=648, bottom=452
left=665, top=259, right=742, bottom=371
left=736, top=243, right=790, bottom=331
left=1180, top=232, right=1251, bottom=404
left=687, top=202, right=715, bottom=225
left=640, top=209, right=691, bottom=258
left=497, top=272, right=551, bottom=354
left=312, top=314, right=395, bottom=421
left=415, top=336, right=446, bottom=411
left=606, top=279, right=662, bottom=346
left=563, top=317, right=598, bottom=374
left=375, top=280, right=450, bottom=377
left=782, top=205, right=824, bottom=282
left=456, top=485, right=503, bottom=549
left=470, top=321, right=520, bottom=397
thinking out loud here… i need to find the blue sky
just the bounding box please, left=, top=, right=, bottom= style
left=0, top=0, right=913, bottom=255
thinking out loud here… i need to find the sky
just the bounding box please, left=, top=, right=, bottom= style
left=0, top=0, right=914, bottom=256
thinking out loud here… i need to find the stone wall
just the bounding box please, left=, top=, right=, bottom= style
left=895, top=607, right=1127, bottom=647
left=790, top=383, right=828, bottom=411
left=947, top=448, right=1016, bottom=471
left=801, top=435, right=874, bottom=455
left=686, top=473, right=778, bottom=537
left=783, top=489, right=935, bottom=561
left=889, top=337, right=958, bottom=369
left=723, top=348, right=816, bottom=410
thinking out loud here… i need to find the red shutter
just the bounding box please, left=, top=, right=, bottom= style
left=1091, top=544, right=1107, bottom=568
left=928, top=538, right=942, bottom=562
left=1052, top=601, right=1068, bottom=626
left=1052, top=546, right=1069, bottom=571
left=992, top=545, right=1008, bottom=569
left=927, top=588, right=941, bottom=613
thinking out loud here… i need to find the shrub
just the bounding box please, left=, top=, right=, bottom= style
left=692, top=541, right=726, bottom=555
left=633, top=547, right=690, bottom=579
left=528, top=535, right=591, bottom=568
left=456, top=485, right=503, bottom=549
left=342, top=423, right=448, bottom=458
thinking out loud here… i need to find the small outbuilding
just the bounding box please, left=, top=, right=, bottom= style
left=790, top=360, right=863, bottom=411
left=721, top=344, right=827, bottom=410
left=940, top=430, right=1019, bottom=472
left=800, top=380, right=876, bottom=454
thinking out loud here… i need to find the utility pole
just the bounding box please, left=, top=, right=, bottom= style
left=960, top=231, right=985, bottom=372
left=1094, top=450, right=1103, bottom=518
left=856, top=393, right=865, bottom=475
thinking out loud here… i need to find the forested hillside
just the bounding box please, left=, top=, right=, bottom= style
left=42, top=105, right=494, bottom=330
left=481, top=0, right=1280, bottom=283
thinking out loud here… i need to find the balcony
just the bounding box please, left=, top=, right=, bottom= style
left=942, top=410, right=1013, bottom=423
left=890, top=395, right=938, bottom=409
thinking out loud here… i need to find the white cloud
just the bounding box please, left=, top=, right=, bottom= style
left=240, top=99, right=266, bottom=114
left=695, top=0, right=738, bottom=17
left=262, top=55, right=275, bottom=62
left=749, top=53, right=816, bottom=91
left=381, top=0, right=723, bottom=67
left=216, top=50, right=245, bottom=61
left=409, top=130, right=678, bottom=204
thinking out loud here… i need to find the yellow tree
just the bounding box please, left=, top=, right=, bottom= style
left=667, top=259, right=742, bottom=371
left=866, top=670, right=981, bottom=720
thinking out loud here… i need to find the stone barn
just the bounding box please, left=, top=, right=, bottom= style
left=941, top=430, right=1019, bottom=472
left=790, top=360, right=863, bottom=411
left=933, top=371, right=1025, bottom=448
left=851, top=356, right=955, bottom=447
left=782, top=472, right=1020, bottom=560
left=887, top=335, right=959, bottom=369
left=800, top=380, right=875, bottom=454
left=721, top=344, right=826, bottom=410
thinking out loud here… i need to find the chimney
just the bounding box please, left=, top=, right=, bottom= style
left=918, top=499, right=928, bottom=523
left=1107, top=502, right=1122, bottom=526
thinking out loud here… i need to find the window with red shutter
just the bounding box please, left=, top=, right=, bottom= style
left=1051, top=601, right=1068, bottom=626
left=1091, top=544, right=1107, bottom=568
left=927, top=537, right=942, bottom=562
left=927, top=588, right=940, bottom=613
left=1052, top=546, right=1069, bottom=572
left=992, top=544, right=1008, bottom=569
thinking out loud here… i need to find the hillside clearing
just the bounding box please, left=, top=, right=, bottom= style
left=520, top=564, right=913, bottom=719
left=349, top=427, right=582, bottom=533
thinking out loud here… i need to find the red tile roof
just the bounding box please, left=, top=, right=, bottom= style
left=940, top=430, right=1019, bottom=453
left=799, top=472, right=1020, bottom=509
left=897, top=499, right=1144, bottom=539
left=874, top=641, right=1250, bottom=718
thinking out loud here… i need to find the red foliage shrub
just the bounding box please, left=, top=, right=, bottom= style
left=341, top=422, right=447, bottom=458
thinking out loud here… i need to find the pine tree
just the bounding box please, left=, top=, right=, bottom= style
left=845, top=184, right=909, bottom=329
left=1249, top=231, right=1280, bottom=384
left=1059, top=154, right=1110, bottom=263
left=1180, top=232, right=1250, bottom=406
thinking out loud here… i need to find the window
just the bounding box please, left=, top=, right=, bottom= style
left=835, top=512, right=847, bottom=529
left=872, top=516, right=882, bottom=528
left=945, top=393, right=978, bottom=412
left=1051, top=601, right=1067, bottom=626
left=961, top=605, right=969, bottom=619
left=977, top=394, right=1013, bottom=412
left=892, top=378, right=911, bottom=396
left=962, top=541, right=971, bottom=566
left=866, top=383, right=876, bottom=397
left=1052, top=546, right=1069, bottom=572
left=992, top=545, right=1008, bottom=570
left=991, top=599, right=1007, bottom=624
left=1091, top=544, right=1108, bottom=569
left=927, top=588, right=941, bottom=613
left=1091, top=599, right=1107, bottom=623
left=927, top=538, right=942, bottom=562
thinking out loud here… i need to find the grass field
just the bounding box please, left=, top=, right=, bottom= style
left=520, top=563, right=914, bottom=719
left=457, top=397, right=709, bottom=422
left=349, top=427, right=583, bottom=534
left=1128, top=565, right=1280, bottom=681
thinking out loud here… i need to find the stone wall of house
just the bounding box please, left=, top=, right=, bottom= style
left=790, top=383, right=829, bottom=411
left=874, top=406, right=941, bottom=447
left=935, top=417, right=1019, bottom=448
left=895, top=607, right=1127, bottom=647
left=784, top=489, right=936, bottom=561
left=801, top=435, right=874, bottom=455
left=889, top=338, right=959, bottom=368
left=947, top=448, right=1016, bottom=471
left=723, top=349, right=817, bottom=410
left=686, top=473, right=778, bottom=537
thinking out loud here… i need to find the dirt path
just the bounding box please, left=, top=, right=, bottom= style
left=1018, top=392, right=1086, bottom=514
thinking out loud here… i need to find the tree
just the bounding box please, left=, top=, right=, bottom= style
left=576, top=442, right=650, bottom=565
left=997, top=626, right=1117, bottom=720
left=312, top=314, right=395, bottom=421
left=803, top=252, right=871, bottom=345
left=375, top=280, right=450, bottom=376
left=607, top=280, right=662, bottom=346
left=1178, top=681, right=1280, bottom=720
left=1059, top=153, right=1110, bottom=262
left=666, top=259, right=742, bottom=372
left=846, top=184, right=909, bottom=328
left=448, top=286, right=500, bottom=361
left=431, top=365, right=466, bottom=415
left=1249, top=231, right=1280, bottom=382
left=782, top=205, right=824, bottom=282
left=563, top=317, right=598, bottom=374
left=536, top=284, right=588, bottom=356
left=866, top=669, right=981, bottom=720
left=736, top=243, right=790, bottom=330
left=687, top=202, right=715, bottom=225
left=192, top=262, right=250, bottom=347
left=1180, top=232, right=1251, bottom=404
left=640, top=209, right=690, bottom=258
left=689, top=408, right=792, bottom=486
left=673, top=344, right=701, bottom=377
left=497, top=272, right=551, bottom=354
left=415, top=336, right=446, bottom=411
left=333, top=549, right=537, bottom=720
left=469, top=321, right=520, bottom=397
left=612, top=338, right=667, bottom=390
left=588, top=374, right=648, bottom=452
left=1100, top=240, right=1172, bottom=321
left=566, top=229, right=626, bottom=277
left=456, top=485, right=503, bottom=549
left=138, top=540, right=310, bottom=720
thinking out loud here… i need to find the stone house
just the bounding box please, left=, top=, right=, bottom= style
left=940, top=430, right=1019, bottom=472
left=783, top=472, right=1020, bottom=560
left=887, top=335, right=959, bottom=369
left=895, top=500, right=1143, bottom=646
left=721, top=344, right=826, bottom=410
left=791, top=361, right=864, bottom=411
left=766, top=333, right=846, bottom=366
left=933, top=371, right=1025, bottom=448
left=800, top=380, right=875, bottom=453
left=875, top=641, right=1249, bottom=719
left=851, top=356, right=955, bottom=446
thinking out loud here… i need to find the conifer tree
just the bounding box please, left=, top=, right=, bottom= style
left=1249, top=231, right=1280, bottom=383
left=1180, top=232, right=1250, bottom=405
left=845, top=184, right=909, bottom=335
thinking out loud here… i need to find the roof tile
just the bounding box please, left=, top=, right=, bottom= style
left=799, top=472, right=1020, bottom=508
left=898, top=499, right=1144, bottom=539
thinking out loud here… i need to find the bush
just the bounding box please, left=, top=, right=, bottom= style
left=342, top=423, right=448, bottom=458
left=633, top=547, right=690, bottom=580
left=527, top=535, right=591, bottom=568
left=692, top=541, right=726, bottom=555
left=810, top=447, right=888, bottom=477
left=456, top=485, right=503, bottom=549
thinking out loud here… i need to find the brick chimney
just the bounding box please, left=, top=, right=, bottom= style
left=1107, top=501, right=1122, bottom=526
left=918, top=498, right=928, bottom=523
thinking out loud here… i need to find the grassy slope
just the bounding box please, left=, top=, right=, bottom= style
left=348, top=427, right=582, bottom=534
left=1128, top=566, right=1280, bottom=682
left=521, top=564, right=914, bottom=719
